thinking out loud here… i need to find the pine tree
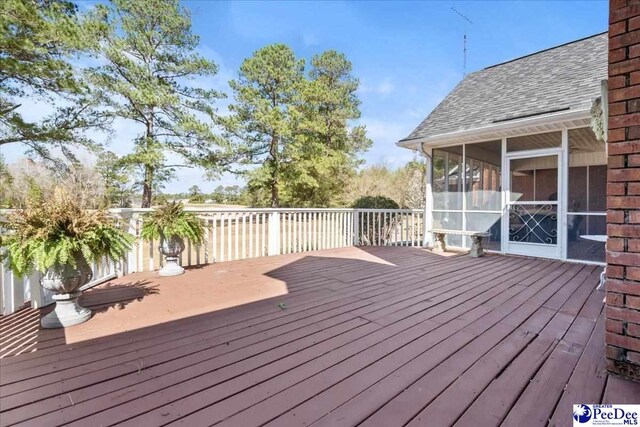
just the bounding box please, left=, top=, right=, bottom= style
left=88, top=0, right=231, bottom=207
left=0, top=0, right=107, bottom=163
left=290, top=50, right=371, bottom=207
left=227, top=46, right=370, bottom=207
left=226, top=44, right=304, bottom=207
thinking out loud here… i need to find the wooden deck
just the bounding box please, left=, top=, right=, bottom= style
left=0, top=247, right=638, bottom=426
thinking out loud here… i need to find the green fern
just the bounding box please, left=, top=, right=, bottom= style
left=140, top=202, right=204, bottom=245
left=1, top=189, right=134, bottom=277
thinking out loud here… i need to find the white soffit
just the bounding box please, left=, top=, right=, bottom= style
left=397, top=109, right=592, bottom=150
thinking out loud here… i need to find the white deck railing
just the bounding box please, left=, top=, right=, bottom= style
left=1, top=207, right=424, bottom=314
left=0, top=257, right=118, bottom=315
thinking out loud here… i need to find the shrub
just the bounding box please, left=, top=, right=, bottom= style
left=351, top=195, right=400, bottom=210
left=352, top=195, right=400, bottom=245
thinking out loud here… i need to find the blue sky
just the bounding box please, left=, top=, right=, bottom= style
left=3, top=0, right=608, bottom=193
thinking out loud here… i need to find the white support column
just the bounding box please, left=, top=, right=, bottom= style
left=501, top=137, right=508, bottom=253
left=267, top=211, right=281, bottom=256
left=421, top=145, right=434, bottom=248
left=461, top=143, right=468, bottom=248
left=561, top=127, right=569, bottom=260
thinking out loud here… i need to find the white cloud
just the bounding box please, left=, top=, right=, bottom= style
left=360, top=117, right=415, bottom=145
left=302, top=32, right=320, bottom=47
left=360, top=78, right=395, bottom=96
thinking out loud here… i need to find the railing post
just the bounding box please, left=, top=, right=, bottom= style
left=1, top=263, right=22, bottom=315
left=113, top=209, right=138, bottom=275
left=353, top=210, right=360, bottom=246
left=267, top=211, right=281, bottom=256
left=128, top=212, right=139, bottom=274
left=28, top=271, right=45, bottom=309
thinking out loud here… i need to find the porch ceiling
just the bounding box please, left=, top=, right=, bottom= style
left=398, top=109, right=592, bottom=151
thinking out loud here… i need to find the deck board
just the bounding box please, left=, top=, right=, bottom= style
left=0, top=246, right=638, bottom=427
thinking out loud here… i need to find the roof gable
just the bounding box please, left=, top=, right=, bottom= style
left=402, top=33, right=608, bottom=142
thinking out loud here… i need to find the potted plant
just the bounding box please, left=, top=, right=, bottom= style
left=140, top=201, right=204, bottom=276
left=1, top=190, right=133, bottom=328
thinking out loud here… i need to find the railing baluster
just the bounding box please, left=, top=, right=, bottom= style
left=324, top=212, right=328, bottom=249
left=394, top=212, right=398, bottom=246
left=136, top=218, right=143, bottom=273
left=149, top=238, right=154, bottom=271
left=233, top=213, right=238, bottom=260
left=338, top=212, right=343, bottom=247
left=211, top=214, right=218, bottom=262
left=248, top=213, right=253, bottom=258
left=411, top=211, right=416, bottom=247
left=377, top=212, right=381, bottom=246
left=290, top=212, right=294, bottom=253
left=294, top=212, right=298, bottom=253
left=260, top=213, right=265, bottom=257
left=327, top=212, right=335, bottom=249
left=304, top=212, right=311, bottom=252
left=226, top=212, right=232, bottom=261
left=220, top=212, right=226, bottom=262
left=261, top=213, right=266, bottom=257
left=287, top=213, right=291, bottom=254
left=312, top=212, right=317, bottom=251
left=241, top=213, right=246, bottom=259
left=204, top=218, right=210, bottom=264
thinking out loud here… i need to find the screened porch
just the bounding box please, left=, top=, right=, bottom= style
left=427, top=126, right=606, bottom=264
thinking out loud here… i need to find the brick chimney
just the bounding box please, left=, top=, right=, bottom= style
left=605, top=0, right=640, bottom=381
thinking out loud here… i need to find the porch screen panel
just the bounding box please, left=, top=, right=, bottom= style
left=433, top=147, right=462, bottom=210
left=433, top=146, right=463, bottom=247
left=464, top=140, right=502, bottom=249
left=432, top=141, right=502, bottom=250
left=567, top=127, right=606, bottom=263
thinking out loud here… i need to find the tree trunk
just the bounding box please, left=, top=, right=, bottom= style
left=269, top=132, right=279, bottom=208
left=141, top=165, right=153, bottom=208
left=141, top=118, right=154, bottom=208
left=270, top=177, right=279, bottom=208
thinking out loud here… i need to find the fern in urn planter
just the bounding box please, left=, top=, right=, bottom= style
left=140, top=202, right=204, bottom=276
left=1, top=190, right=133, bottom=328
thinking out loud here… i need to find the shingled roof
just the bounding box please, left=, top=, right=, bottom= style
left=401, top=32, right=608, bottom=143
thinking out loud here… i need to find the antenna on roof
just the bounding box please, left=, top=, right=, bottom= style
left=451, top=7, right=473, bottom=77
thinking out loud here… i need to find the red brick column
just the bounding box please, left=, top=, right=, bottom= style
left=606, top=0, right=640, bottom=381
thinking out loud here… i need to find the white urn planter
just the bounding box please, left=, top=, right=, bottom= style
left=159, top=235, right=185, bottom=276
left=40, top=255, right=93, bottom=328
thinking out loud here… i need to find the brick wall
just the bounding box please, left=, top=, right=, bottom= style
left=606, top=0, right=640, bottom=381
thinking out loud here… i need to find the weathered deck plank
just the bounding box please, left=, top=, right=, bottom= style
left=0, top=246, right=637, bottom=427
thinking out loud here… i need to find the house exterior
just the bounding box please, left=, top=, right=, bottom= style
left=399, top=33, right=609, bottom=264
left=401, top=14, right=640, bottom=383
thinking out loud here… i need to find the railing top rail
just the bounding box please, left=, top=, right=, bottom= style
left=108, top=207, right=424, bottom=215
left=2, top=207, right=425, bottom=217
